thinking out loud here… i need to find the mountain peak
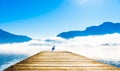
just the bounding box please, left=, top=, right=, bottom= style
left=57, top=22, right=120, bottom=39
left=100, top=22, right=114, bottom=26
left=0, top=29, right=32, bottom=44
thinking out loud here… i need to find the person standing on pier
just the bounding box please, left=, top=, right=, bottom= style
left=52, top=45, right=55, bottom=51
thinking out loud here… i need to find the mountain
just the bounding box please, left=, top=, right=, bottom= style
left=57, top=22, right=120, bottom=39
left=0, top=29, right=32, bottom=44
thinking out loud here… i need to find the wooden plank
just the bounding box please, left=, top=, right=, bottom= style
left=4, top=51, right=120, bottom=71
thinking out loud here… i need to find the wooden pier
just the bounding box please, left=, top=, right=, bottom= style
left=4, top=51, right=120, bottom=71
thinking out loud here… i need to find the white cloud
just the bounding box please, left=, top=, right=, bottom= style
left=0, top=33, right=120, bottom=60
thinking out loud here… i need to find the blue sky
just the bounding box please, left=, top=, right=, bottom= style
left=0, top=0, right=120, bottom=38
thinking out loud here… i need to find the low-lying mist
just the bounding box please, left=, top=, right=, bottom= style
left=0, top=33, right=120, bottom=60
left=1, top=33, right=120, bottom=70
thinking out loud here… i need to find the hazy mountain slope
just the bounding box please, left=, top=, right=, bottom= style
left=57, top=22, right=120, bottom=39
left=0, top=29, right=32, bottom=44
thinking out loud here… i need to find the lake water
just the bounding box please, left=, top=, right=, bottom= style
left=0, top=54, right=28, bottom=71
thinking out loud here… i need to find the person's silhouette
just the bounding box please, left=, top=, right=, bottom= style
left=52, top=46, right=55, bottom=51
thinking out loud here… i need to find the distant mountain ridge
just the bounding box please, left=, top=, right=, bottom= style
left=57, top=22, right=120, bottom=39
left=0, top=29, right=32, bottom=44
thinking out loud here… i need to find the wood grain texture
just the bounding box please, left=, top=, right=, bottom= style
left=4, top=51, right=120, bottom=71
